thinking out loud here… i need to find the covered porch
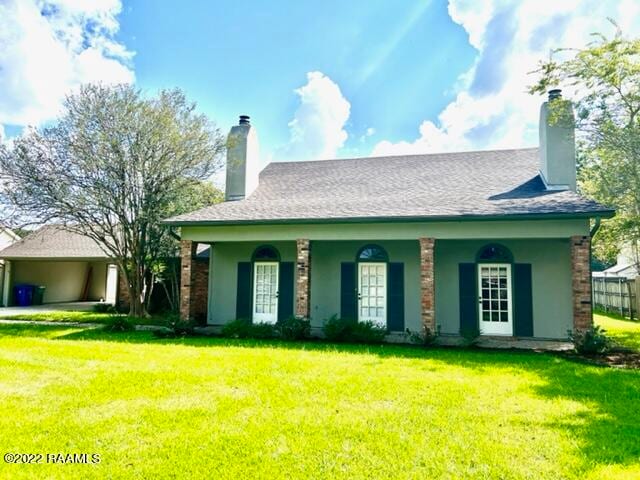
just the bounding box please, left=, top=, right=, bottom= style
left=179, top=218, right=594, bottom=341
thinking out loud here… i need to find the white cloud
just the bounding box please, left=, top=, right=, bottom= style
left=280, top=71, right=351, bottom=161
left=373, top=0, right=640, bottom=156
left=0, top=0, right=134, bottom=129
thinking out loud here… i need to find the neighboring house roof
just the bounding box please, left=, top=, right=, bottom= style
left=166, top=148, right=614, bottom=225
left=593, top=263, right=638, bottom=279
left=0, top=225, right=109, bottom=260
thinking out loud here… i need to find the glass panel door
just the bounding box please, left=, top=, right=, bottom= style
left=358, top=262, right=386, bottom=327
left=477, top=264, right=512, bottom=336
left=253, top=262, right=278, bottom=324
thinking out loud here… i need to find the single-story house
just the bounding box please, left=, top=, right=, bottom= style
left=0, top=225, right=121, bottom=306
left=166, top=90, right=614, bottom=340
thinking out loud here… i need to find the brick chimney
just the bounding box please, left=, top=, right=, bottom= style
left=225, top=115, right=259, bottom=201
left=539, top=89, right=576, bottom=191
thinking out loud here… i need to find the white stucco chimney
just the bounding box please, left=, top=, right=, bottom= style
left=539, top=89, right=576, bottom=191
left=225, top=115, right=259, bottom=201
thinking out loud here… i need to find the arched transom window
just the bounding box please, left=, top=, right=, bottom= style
left=356, top=244, right=389, bottom=262
left=476, top=243, right=513, bottom=263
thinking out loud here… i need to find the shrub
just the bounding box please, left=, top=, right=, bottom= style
left=406, top=326, right=438, bottom=346
left=153, top=315, right=198, bottom=338
left=221, top=318, right=276, bottom=339
left=322, top=315, right=386, bottom=343
left=93, top=303, right=117, bottom=314
left=569, top=325, right=611, bottom=355
left=322, top=315, right=355, bottom=342
left=103, top=315, right=135, bottom=332
left=460, top=326, right=480, bottom=347
left=275, top=316, right=311, bottom=341
left=349, top=321, right=386, bottom=343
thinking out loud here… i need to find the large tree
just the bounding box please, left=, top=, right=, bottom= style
left=530, top=27, right=640, bottom=269
left=0, top=84, right=225, bottom=317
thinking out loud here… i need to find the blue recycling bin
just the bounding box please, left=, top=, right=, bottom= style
left=14, top=284, right=35, bottom=307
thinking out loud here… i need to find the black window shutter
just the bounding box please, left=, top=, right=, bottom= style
left=387, top=263, right=404, bottom=332
left=459, top=263, right=477, bottom=332
left=340, top=262, right=357, bottom=320
left=514, top=263, right=534, bottom=337
left=236, top=262, right=252, bottom=320
left=278, top=262, right=294, bottom=321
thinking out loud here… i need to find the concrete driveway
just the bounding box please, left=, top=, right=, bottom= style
left=0, top=301, right=100, bottom=317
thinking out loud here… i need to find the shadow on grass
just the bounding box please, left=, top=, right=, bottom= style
left=1, top=323, right=639, bottom=473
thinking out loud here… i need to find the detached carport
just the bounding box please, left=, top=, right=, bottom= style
left=0, top=226, right=119, bottom=307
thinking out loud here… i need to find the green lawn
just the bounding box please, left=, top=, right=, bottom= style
left=1, top=310, right=169, bottom=326
left=595, top=313, right=640, bottom=351
left=0, top=325, right=638, bottom=479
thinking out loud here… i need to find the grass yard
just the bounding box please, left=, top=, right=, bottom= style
left=0, top=325, right=638, bottom=479
left=1, top=310, right=169, bottom=326
left=595, top=312, right=640, bottom=351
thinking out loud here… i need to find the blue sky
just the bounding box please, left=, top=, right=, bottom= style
left=117, top=0, right=475, bottom=159
left=1, top=0, right=640, bottom=165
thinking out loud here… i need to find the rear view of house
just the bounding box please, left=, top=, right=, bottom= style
left=168, top=90, right=613, bottom=340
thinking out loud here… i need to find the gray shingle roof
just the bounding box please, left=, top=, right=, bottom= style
left=167, top=147, right=613, bottom=225
left=0, top=225, right=109, bottom=259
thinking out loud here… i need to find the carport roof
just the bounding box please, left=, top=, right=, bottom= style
left=0, top=225, right=110, bottom=260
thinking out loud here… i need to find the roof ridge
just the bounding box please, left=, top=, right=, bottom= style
left=266, top=146, right=539, bottom=167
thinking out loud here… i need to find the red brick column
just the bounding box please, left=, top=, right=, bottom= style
left=191, top=258, right=210, bottom=324
left=295, top=239, right=311, bottom=318
left=419, top=238, right=436, bottom=333
left=180, top=240, right=198, bottom=321
left=571, top=235, right=593, bottom=332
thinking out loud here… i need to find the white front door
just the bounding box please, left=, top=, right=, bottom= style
left=358, top=262, right=386, bottom=327
left=478, top=264, right=513, bottom=336
left=253, top=262, right=278, bottom=324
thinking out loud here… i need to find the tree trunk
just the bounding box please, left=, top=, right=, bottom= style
left=123, top=260, right=149, bottom=318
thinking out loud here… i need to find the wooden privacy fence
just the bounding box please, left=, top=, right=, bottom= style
left=592, top=276, right=639, bottom=319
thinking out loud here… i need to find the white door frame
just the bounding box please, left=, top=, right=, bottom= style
left=357, top=262, right=387, bottom=327
left=477, top=263, right=513, bottom=336
left=252, top=261, right=279, bottom=324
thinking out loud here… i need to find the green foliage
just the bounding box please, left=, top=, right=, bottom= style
left=153, top=315, right=198, bottom=338
left=221, top=318, right=276, bottom=339
left=0, top=84, right=226, bottom=318
left=103, top=316, right=135, bottom=333
left=322, top=315, right=386, bottom=343
left=406, top=326, right=438, bottom=346
left=460, top=326, right=481, bottom=347
left=529, top=27, right=640, bottom=268
left=92, top=303, right=117, bottom=314
left=275, top=316, right=311, bottom=341
left=570, top=325, right=611, bottom=355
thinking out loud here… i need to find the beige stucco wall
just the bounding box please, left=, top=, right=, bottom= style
left=310, top=240, right=420, bottom=329
left=208, top=241, right=297, bottom=324
left=434, top=239, right=573, bottom=339
left=204, top=237, right=574, bottom=339
left=10, top=260, right=109, bottom=304
left=182, top=218, right=590, bottom=242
